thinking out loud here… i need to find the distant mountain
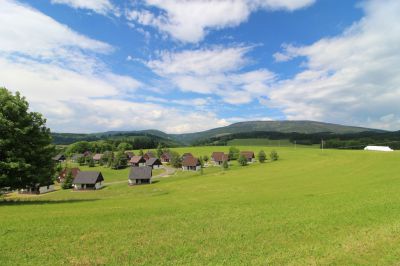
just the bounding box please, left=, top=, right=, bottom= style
left=52, top=120, right=385, bottom=145
left=170, top=120, right=385, bottom=144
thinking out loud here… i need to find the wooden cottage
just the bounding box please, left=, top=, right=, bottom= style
left=58, top=167, right=80, bottom=183
left=92, top=153, right=103, bottom=163
left=146, top=158, right=163, bottom=169
left=160, top=152, right=172, bottom=163
left=182, top=156, right=201, bottom=171
left=128, top=166, right=152, bottom=185
left=143, top=151, right=155, bottom=161
left=73, top=171, right=104, bottom=190
left=129, top=156, right=146, bottom=167
left=240, top=151, right=255, bottom=163
left=52, top=154, right=66, bottom=162
left=211, top=152, right=229, bottom=165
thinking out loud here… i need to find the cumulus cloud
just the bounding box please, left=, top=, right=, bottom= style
left=50, top=0, right=118, bottom=16
left=0, top=0, right=233, bottom=133
left=126, top=0, right=316, bottom=43
left=147, top=46, right=275, bottom=104
left=269, top=0, right=400, bottom=130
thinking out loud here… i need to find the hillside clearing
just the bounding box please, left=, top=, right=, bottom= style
left=1, top=146, right=400, bottom=265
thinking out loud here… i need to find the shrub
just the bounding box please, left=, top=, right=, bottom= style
left=270, top=150, right=279, bottom=161
left=222, top=160, right=229, bottom=170
left=238, top=154, right=248, bottom=166
left=258, top=150, right=266, bottom=163
left=61, top=170, right=73, bottom=189
left=170, top=151, right=182, bottom=168
left=88, top=157, right=95, bottom=167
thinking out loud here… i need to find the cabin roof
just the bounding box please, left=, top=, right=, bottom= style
left=73, top=171, right=104, bottom=184
left=129, top=166, right=152, bottom=180
left=182, top=156, right=200, bottom=167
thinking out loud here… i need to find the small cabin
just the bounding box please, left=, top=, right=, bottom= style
left=160, top=152, right=172, bottom=163
left=182, top=156, right=201, bottom=171
left=240, top=151, right=255, bottom=163
left=211, top=152, right=229, bottom=165
left=58, top=167, right=80, bottom=183
left=129, top=156, right=146, bottom=167
left=92, top=153, right=103, bottom=163
left=146, top=158, right=163, bottom=169
left=128, top=166, right=152, bottom=185
left=73, top=171, right=104, bottom=190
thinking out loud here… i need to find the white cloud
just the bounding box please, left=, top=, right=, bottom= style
left=50, top=0, right=118, bottom=16
left=126, top=0, right=316, bottom=43
left=0, top=0, right=235, bottom=133
left=269, top=0, right=400, bottom=130
left=147, top=46, right=275, bottom=104
left=47, top=99, right=230, bottom=133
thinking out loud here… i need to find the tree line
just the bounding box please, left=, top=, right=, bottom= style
left=192, top=131, right=400, bottom=150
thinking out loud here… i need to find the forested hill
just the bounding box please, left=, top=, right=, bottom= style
left=52, top=120, right=384, bottom=146
left=170, top=120, right=384, bottom=144
left=51, top=131, right=181, bottom=147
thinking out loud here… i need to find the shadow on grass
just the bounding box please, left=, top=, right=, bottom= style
left=152, top=180, right=160, bottom=184
left=0, top=198, right=98, bottom=206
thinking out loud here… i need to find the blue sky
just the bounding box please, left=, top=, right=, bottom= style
left=1, top=0, right=399, bottom=133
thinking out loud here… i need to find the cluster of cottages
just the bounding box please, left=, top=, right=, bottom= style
left=23, top=150, right=256, bottom=194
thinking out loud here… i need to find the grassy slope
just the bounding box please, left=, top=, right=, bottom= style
left=1, top=146, right=400, bottom=265
left=227, top=138, right=293, bottom=146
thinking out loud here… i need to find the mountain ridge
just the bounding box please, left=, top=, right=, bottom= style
left=52, top=120, right=386, bottom=145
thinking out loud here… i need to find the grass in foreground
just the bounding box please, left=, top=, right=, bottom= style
left=1, top=146, right=400, bottom=265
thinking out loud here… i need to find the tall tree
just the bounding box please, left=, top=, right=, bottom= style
left=156, top=143, right=163, bottom=158
left=228, top=146, right=240, bottom=160
left=0, top=88, right=55, bottom=189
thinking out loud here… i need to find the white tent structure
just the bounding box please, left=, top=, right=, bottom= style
left=364, top=146, right=394, bottom=152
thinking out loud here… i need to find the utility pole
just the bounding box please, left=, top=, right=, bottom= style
left=321, top=139, right=324, bottom=151
left=294, top=140, right=297, bottom=149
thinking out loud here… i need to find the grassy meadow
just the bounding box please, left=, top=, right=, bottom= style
left=1, top=146, right=400, bottom=265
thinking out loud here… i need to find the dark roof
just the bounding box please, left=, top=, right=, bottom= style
left=161, top=152, right=171, bottom=160
left=73, top=171, right=104, bottom=184
left=129, top=166, right=152, bottom=180
left=211, top=152, right=229, bottom=162
left=182, top=156, right=200, bottom=167
left=240, top=151, right=255, bottom=159
left=52, top=154, right=65, bottom=161
left=130, top=156, right=145, bottom=164
left=146, top=158, right=162, bottom=166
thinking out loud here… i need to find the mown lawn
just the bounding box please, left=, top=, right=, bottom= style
left=1, top=146, right=400, bottom=265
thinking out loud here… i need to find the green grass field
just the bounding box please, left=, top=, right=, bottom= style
left=227, top=138, right=293, bottom=146
left=2, top=146, right=400, bottom=265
